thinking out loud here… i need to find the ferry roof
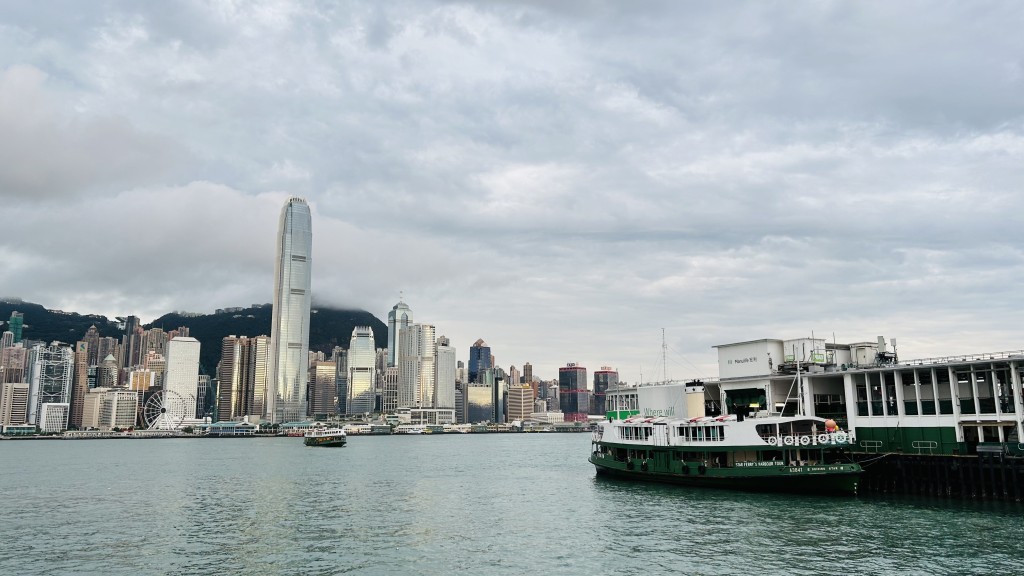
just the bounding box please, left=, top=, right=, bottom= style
left=713, top=338, right=783, bottom=348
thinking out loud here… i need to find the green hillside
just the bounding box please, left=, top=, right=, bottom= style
left=0, top=299, right=387, bottom=374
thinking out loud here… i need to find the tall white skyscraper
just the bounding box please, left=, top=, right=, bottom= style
left=159, top=336, right=200, bottom=430
left=397, top=323, right=436, bottom=409
left=347, top=327, right=376, bottom=415
left=434, top=336, right=456, bottom=409
left=268, top=197, right=313, bottom=423
left=26, top=344, right=73, bottom=427
left=387, top=299, right=412, bottom=367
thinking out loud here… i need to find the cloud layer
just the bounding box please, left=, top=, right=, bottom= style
left=2, top=1, right=1023, bottom=380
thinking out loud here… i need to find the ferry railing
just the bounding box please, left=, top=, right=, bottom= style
left=859, top=440, right=883, bottom=454
left=911, top=440, right=938, bottom=455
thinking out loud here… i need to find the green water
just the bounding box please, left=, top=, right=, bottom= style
left=1, top=434, right=1021, bottom=575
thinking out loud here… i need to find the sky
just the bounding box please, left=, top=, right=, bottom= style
left=1, top=1, right=1023, bottom=383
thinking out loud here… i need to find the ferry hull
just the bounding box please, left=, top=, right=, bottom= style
left=591, top=457, right=860, bottom=495
left=304, top=435, right=347, bottom=447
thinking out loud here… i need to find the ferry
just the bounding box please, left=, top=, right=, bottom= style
left=590, top=412, right=861, bottom=495
left=303, top=426, right=347, bottom=447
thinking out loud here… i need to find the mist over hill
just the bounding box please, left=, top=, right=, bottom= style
left=0, top=299, right=386, bottom=374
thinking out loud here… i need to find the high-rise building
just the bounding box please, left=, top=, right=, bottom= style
left=70, top=341, right=89, bottom=429
left=508, top=365, right=521, bottom=387
left=81, top=387, right=108, bottom=429
left=466, top=383, right=493, bottom=423
left=216, top=335, right=270, bottom=421
left=98, top=354, right=119, bottom=388
left=347, top=327, right=376, bottom=415
left=381, top=366, right=399, bottom=414
left=333, top=348, right=348, bottom=415
left=507, top=385, right=533, bottom=422
left=120, top=315, right=141, bottom=369
left=159, top=337, right=200, bottom=429
left=8, top=312, right=23, bottom=343
left=308, top=361, right=337, bottom=417
left=387, top=299, right=413, bottom=367
left=26, top=344, right=73, bottom=427
left=38, top=403, right=69, bottom=433
left=434, top=336, right=456, bottom=409
left=592, top=366, right=619, bottom=416
left=196, top=374, right=211, bottom=419
left=558, top=363, right=589, bottom=422
left=468, top=339, right=491, bottom=383
left=82, top=325, right=100, bottom=365
left=523, top=362, right=533, bottom=386
left=480, top=368, right=505, bottom=424
left=96, top=337, right=119, bottom=369
left=398, top=324, right=436, bottom=409
left=268, top=197, right=313, bottom=424
left=99, top=389, right=139, bottom=430
left=1, top=344, right=27, bottom=384
left=1, top=331, right=14, bottom=350
left=0, top=382, right=29, bottom=426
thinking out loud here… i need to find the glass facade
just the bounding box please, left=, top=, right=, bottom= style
left=468, top=339, right=491, bottom=383
left=559, top=363, right=589, bottom=419
left=269, top=198, right=313, bottom=424
left=347, top=327, right=376, bottom=415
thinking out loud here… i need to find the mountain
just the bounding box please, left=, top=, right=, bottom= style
left=0, top=299, right=387, bottom=374
left=147, top=305, right=387, bottom=373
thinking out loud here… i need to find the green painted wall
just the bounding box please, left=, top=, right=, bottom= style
left=854, top=426, right=962, bottom=455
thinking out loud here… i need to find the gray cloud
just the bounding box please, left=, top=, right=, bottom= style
left=1, top=1, right=1022, bottom=380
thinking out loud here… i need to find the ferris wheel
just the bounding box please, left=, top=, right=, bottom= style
left=143, top=389, right=194, bottom=430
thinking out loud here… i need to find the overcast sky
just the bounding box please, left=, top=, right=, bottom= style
left=2, top=1, right=1023, bottom=382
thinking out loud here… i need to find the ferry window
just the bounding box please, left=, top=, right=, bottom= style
left=718, top=426, right=725, bottom=441
left=755, top=423, right=775, bottom=439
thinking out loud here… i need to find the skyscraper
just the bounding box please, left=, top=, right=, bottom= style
left=268, top=197, right=313, bottom=424
left=434, top=336, right=456, bottom=409
left=347, top=326, right=376, bottom=415
left=26, top=344, right=73, bottom=427
left=308, top=361, right=337, bottom=417
left=398, top=323, right=436, bottom=409
left=468, top=339, right=491, bottom=384
left=70, top=341, right=89, bottom=429
left=387, top=299, right=413, bottom=367
left=8, top=312, right=23, bottom=343
left=592, top=366, right=619, bottom=416
left=160, top=336, right=200, bottom=430
left=558, top=363, right=589, bottom=422
left=217, top=335, right=270, bottom=421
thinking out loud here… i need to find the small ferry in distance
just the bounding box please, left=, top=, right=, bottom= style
left=590, top=382, right=862, bottom=495
left=304, top=426, right=347, bottom=447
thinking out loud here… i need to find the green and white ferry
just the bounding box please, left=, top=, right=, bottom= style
left=590, top=383, right=862, bottom=495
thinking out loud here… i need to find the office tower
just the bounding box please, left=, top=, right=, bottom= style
left=70, top=341, right=89, bottom=429
left=348, top=326, right=376, bottom=415
left=8, top=312, right=23, bottom=343
left=99, top=389, right=139, bottom=430
left=0, top=382, right=29, bottom=425
left=196, top=374, right=210, bottom=419
left=592, top=366, right=619, bottom=416
left=96, top=337, right=119, bottom=368
left=26, top=344, right=73, bottom=427
left=38, top=403, right=69, bottom=433
left=2, top=330, right=15, bottom=350
left=434, top=336, right=456, bottom=409
left=387, top=299, right=413, bottom=367
left=468, top=339, right=491, bottom=383
left=127, top=369, right=156, bottom=392
left=523, top=362, right=533, bottom=386
left=81, top=387, right=108, bottom=429
left=309, top=361, right=336, bottom=417
left=558, top=363, right=589, bottom=422
left=120, top=315, right=141, bottom=369
left=1, top=344, right=27, bottom=384
left=456, top=360, right=466, bottom=385
left=466, top=383, right=493, bottom=423
left=507, top=385, right=533, bottom=422
left=217, top=335, right=270, bottom=421
left=333, top=349, right=348, bottom=415
left=454, top=388, right=465, bottom=424
left=398, top=323, right=436, bottom=409
left=82, top=325, right=100, bottom=365
left=216, top=335, right=239, bottom=419
left=268, top=197, right=313, bottom=424
left=478, top=368, right=506, bottom=424
left=98, top=355, right=119, bottom=388
left=159, top=336, right=200, bottom=429
left=380, top=366, right=398, bottom=414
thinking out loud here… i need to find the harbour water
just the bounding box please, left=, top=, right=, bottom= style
left=2, top=434, right=1022, bottom=575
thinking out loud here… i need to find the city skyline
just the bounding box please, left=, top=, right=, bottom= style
left=2, top=3, right=1023, bottom=383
